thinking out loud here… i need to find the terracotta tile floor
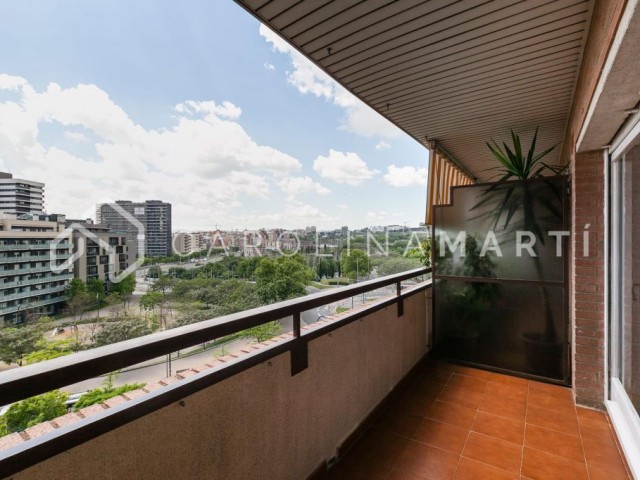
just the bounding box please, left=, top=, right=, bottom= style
left=326, top=360, right=632, bottom=480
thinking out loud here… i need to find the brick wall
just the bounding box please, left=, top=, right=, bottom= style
left=572, top=149, right=607, bottom=408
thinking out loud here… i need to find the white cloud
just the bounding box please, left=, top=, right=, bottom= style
left=263, top=63, right=275, bottom=71
left=366, top=210, right=386, bottom=220
left=174, top=99, right=242, bottom=120
left=0, top=73, right=29, bottom=90
left=375, top=141, right=390, bottom=150
left=259, top=24, right=401, bottom=139
left=0, top=73, right=304, bottom=228
left=383, top=165, right=428, bottom=187
left=365, top=210, right=407, bottom=225
left=313, top=149, right=378, bottom=186
left=238, top=201, right=337, bottom=230
left=277, top=176, right=330, bottom=200
left=63, top=131, right=89, bottom=142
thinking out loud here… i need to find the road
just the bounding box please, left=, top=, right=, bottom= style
left=62, top=337, right=254, bottom=394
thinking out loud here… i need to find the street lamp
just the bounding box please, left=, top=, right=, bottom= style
left=15, top=302, right=25, bottom=326
left=96, top=293, right=102, bottom=318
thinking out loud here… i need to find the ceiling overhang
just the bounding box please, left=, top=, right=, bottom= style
left=577, top=0, right=640, bottom=154
left=236, top=0, right=593, bottom=181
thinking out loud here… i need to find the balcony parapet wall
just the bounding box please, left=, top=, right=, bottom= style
left=0, top=270, right=431, bottom=480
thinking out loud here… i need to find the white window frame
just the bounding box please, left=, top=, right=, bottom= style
left=608, top=127, right=640, bottom=479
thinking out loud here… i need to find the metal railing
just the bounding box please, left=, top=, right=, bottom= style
left=0, top=265, right=71, bottom=277
left=0, top=267, right=431, bottom=404
left=0, top=294, right=67, bottom=315
left=0, top=253, right=71, bottom=264
left=0, top=242, right=70, bottom=251
left=0, top=284, right=67, bottom=303
left=0, top=273, right=73, bottom=290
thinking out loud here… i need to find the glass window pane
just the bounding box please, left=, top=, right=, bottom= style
left=620, top=143, right=640, bottom=415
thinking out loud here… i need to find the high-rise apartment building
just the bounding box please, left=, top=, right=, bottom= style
left=0, top=172, right=45, bottom=215
left=0, top=213, right=72, bottom=324
left=97, top=200, right=172, bottom=262
left=65, top=220, right=129, bottom=286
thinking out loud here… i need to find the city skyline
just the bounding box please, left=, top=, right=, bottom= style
left=0, top=1, right=429, bottom=231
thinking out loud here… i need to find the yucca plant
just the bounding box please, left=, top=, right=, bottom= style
left=486, top=127, right=559, bottom=182
left=474, top=128, right=566, bottom=237
left=471, top=127, right=567, bottom=343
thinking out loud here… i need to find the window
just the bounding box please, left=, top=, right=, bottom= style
left=612, top=142, right=640, bottom=415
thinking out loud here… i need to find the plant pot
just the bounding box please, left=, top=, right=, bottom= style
left=521, top=332, right=563, bottom=379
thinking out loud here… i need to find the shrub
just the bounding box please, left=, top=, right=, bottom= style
left=3, top=391, right=68, bottom=433
left=73, top=383, right=144, bottom=411
left=244, top=321, right=281, bottom=342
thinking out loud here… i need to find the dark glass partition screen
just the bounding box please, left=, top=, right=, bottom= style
left=432, top=176, right=570, bottom=383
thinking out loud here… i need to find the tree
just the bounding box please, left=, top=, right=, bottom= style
left=111, top=274, right=136, bottom=309
left=66, top=278, right=86, bottom=299
left=254, top=255, right=315, bottom=303
left=86, top=278, right=106, bottom=305
left=93, top=317, right=155, bottom=346
left=3, top=391, right=68, bottom=433
left=150, top=275, right=174, bottom=328
left=406, top=239, right=432, bottom=267
left=66, top=290, right=93, bottom=321
left=244, top=321, right=281, bottom=342
left=200, top=262, right=225, bottom=279
left=171, top=306, right=226, bottom=328
left=140, top=291, right=168, bottom=328
left=341, top=249, right=371, bottom=280
left=140, top=291, right=163, bottom=313
left=235, top=256, right=260, bottom=279
left=147, top=265, right=162, bottom=279
left=23, top=339, right=81, bottom=364
left=376, top=257, right=422, bottom=277
left=316, top=257, right=338, bottom=279
left=213, top=280, right=262, bottom=313
left=151, top=274, right=174, bottom=294
left=0, top=327, right=41, bottom=366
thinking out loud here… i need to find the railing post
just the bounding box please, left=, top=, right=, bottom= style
left=290, top=312, right=308, bottom=376
left=293, top=311, right=301, bottom=339
left=397, top=281, right=404, bottom=317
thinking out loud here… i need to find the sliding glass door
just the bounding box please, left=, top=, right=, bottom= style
left=609, top=138, right=640, bottom=477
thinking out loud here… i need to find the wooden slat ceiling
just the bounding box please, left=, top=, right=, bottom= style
left=236, top=0, right=593, bottom=181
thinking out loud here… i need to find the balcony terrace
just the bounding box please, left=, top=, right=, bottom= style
left=1, top=0, right=639, bottom=478
left=0, top=268, right=631, bottom=479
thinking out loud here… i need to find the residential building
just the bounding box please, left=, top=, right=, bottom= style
left=97, top=200, right=172, bottom=262
left=172, top=231, right=210, bottom=255
left=242, top=229, right=267, bottom=257
left=172, top=232, right=192, bottom=256
left=66, top=220, right=129, bottom=286
left=0, top=213, right=71, bottom=324
left=3, top=2, right=640, bottom=479
left=0, top=172, right=45, bottom=215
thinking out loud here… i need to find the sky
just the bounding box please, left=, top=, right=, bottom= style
left=0, top=0, right=430, bottom=231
